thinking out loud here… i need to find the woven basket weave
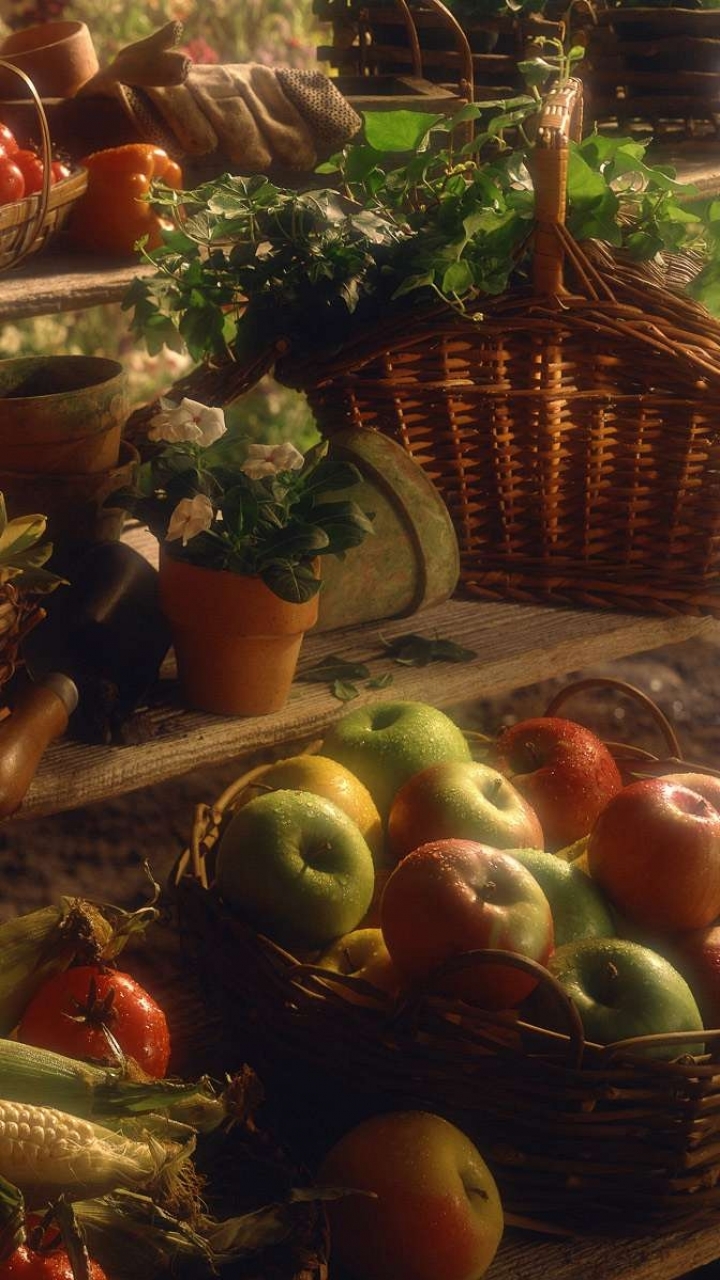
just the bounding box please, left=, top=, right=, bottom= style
left=580, top=6, right=720, bottom=139
left=173, top=679, right=720, bottom=1238
left=0, top=59, right=86, bottom=272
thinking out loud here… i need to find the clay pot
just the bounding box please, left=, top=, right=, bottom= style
left=0, top=355, right=127, bottom=474
left=0, top=21, right=99, bottom=99
left=0, top=439, right=139, bottom=570
left=158, top=553, right=320, bottom=717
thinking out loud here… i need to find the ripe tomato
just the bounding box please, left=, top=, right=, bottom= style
left=17, top=965, right=171, bottom=1078
left=12, top=150, right=45, bottom=196
left=0, top=159, right=24, bottom=205
left=0, top=1245, right=107, bottom=1278
left=50, top=160, right=70, bottom=183
left=0, top=122, right=18, bottom=157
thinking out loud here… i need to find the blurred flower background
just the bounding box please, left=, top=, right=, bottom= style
left=0, top=0, right=325, bottom=449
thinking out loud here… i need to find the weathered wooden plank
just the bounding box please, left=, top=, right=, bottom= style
left=488, top=1221, right=720, bottom=1280
left=13, top=592, right=713, bottom=819
left=0, top=254, right=152, bottom=319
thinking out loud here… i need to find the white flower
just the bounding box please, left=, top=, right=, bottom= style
left=166, top=494, right=215, bottom=546
left=241, top=442, right=305, bottom=479
left=148, top=397, right=226, bottom=447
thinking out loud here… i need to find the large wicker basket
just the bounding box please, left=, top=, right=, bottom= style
left=580, top=6, right=720, bottom=139
left=176, top=77, right=720, bottom=619
left=172, top=680, right=720, bottom=1238
left=0, top=59, right=86, bottom=271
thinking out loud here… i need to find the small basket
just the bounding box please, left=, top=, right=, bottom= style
left=579, top=6, right=720, bottom=140
left=0, top=58, right=87, bottom=271
left=172, top=678, right=720, bottom=1238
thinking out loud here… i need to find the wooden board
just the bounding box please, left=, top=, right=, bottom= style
left=0, top=252, right=152, bottom=319
left=14, top=582, right=713, bottom=820
left=489, top=1222, right=720, bottom=1280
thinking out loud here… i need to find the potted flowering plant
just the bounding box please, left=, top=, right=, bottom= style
left=117, top=396, right=374, bottom=717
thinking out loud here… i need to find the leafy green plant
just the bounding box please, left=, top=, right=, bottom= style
left=127, top=77, right=717, bottom=374
left=115, top=398, right=373, bottom=603
left=0, top=495, right=64, bottom=593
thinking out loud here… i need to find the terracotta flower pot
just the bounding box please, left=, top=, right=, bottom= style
left=0, top=355, right=127, bottom=474
left=158, top=553, right=320, bottom=717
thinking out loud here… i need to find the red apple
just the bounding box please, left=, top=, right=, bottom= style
left=318, top=1110, right=504, bottom=1280
left=387, top=761, right=544, bottom=865
left=659, top=771, right=720, bottom=813
left=587, top=778, right=720, bottom=933
left=489, top=716, right=622, bottom=850
left=380, top=838, right=554, bottom=1009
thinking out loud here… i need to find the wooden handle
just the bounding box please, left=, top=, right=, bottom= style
left=0, top=677, right=76, bottom=820
left=531, top=76, right=583, bottom=296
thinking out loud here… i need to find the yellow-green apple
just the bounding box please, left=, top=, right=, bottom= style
left=506, top=846, right=615, bottom=948
left=662, top=924, right=720, bottom=1031
left=238, top=752, right=384, bottom=864
left=380, top=839, right=554, bottom=1009
left=387, top=761, right=544, bottom=865
left=587, top=778, right=720, bottom=933
left=489, top=716, right=622, bottom=850
left=318, top=927, right=404, bottom=1002
left=321, top=700, right=472, bottom=820
left=214, top=789, right=375, bottom=952
left=317, top=1111, right=504, bottom=1280
left=547, top=936, right=704, bottom=1059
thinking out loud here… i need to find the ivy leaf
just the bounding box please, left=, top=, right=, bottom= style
left=363, top=110, right=441, bottom=154
left=381, top=633, right=478, bottom=666
left=333, top=679, right=360, bottom=702
left=298, top=656, right=371, bottom=683
left=367, top=673, right=394, bottom=689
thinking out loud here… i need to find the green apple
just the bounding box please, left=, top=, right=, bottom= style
left=318, top=1111, right=504, bottom=1280
left=506, top=847, right=616, bottom=948
left=214, top=789, right=375, bottom=952
left=321, top=700, right=472, bottom=820
left=548, top=937, right=705, bottom=1059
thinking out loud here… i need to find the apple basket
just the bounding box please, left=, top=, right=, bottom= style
left=172, top=678, right=720, bottom=1239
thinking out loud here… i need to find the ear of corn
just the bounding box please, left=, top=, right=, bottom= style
left=75, top=1190, right=216, bottom=1280
left=0, top=1037, right=227, bottom=1131
left=0, top=1099, right=195, bottom=1207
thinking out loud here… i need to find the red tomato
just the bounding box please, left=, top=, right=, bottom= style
left=17, top=966, right=171, bottom=1078
left=12, top=149, right=45, bottom=195
left=0, top=1245, right=106, bottom=1278
left=0, top=122, right=18, bottom=157
left=0, top=159, right=24, bottom=205
left=50, top=160, right=70, bottom=183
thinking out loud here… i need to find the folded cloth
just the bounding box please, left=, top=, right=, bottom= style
left=76, top=25, right=362, bottom=173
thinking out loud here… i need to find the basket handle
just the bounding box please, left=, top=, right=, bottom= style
left=543, top=676, right=684, bottom=765
left=361, top=0, right=474, bottom=103
left=530, top=75, right=583, bottom=297
left=0, top=59, right=52, bottom=270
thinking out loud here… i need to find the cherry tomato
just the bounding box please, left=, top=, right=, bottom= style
left=0, top=158, right=24, bottom=205
left=0, top=122, right=18, bottom=157
left=0, top=1245, right=107, bottom=1278
left=50, top=159, right=70, bottom=183
left=17, top=965, right=171, bottom=1078
left=11, top=150, right=44, bottom=196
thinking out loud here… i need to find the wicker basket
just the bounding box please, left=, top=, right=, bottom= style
left=315, top=0, right=561, bottom=103
left=580, top=6, right=720, bottom=140
left=172, top=679, right=720, bottom=1238
left=0, top=59, right=86, bottom=271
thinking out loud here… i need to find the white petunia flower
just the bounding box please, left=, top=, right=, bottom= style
left=166, top=494, right=215, bottom=546
left=148, top=397, right=226, bottom=447
left=241, top=442, right=305, bottom=480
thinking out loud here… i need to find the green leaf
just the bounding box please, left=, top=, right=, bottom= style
left=362, top=110, right=441, bottom=154
left=332, top=679, right=360, bottom=702
left=261, top=561, right=321, bottom=604
left=366, top=673, right=393, bottom=690
left=381, top=632, right=478, bottom=666
left=442, top=260, right=475, bottom=296
left=298, top=656, right=371, bottom=683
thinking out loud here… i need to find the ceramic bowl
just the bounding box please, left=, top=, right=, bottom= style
left=0, top=21, right=99, bottom=99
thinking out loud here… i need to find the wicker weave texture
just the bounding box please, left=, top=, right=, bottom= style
left=0, top=167, right=87, bottom=271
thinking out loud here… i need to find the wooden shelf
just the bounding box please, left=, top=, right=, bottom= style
left=489, top=1220, right=720, bottom=1280
left=16, top=590, right=713, bottom=820
left=0, top=252, right=152, bottom=319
